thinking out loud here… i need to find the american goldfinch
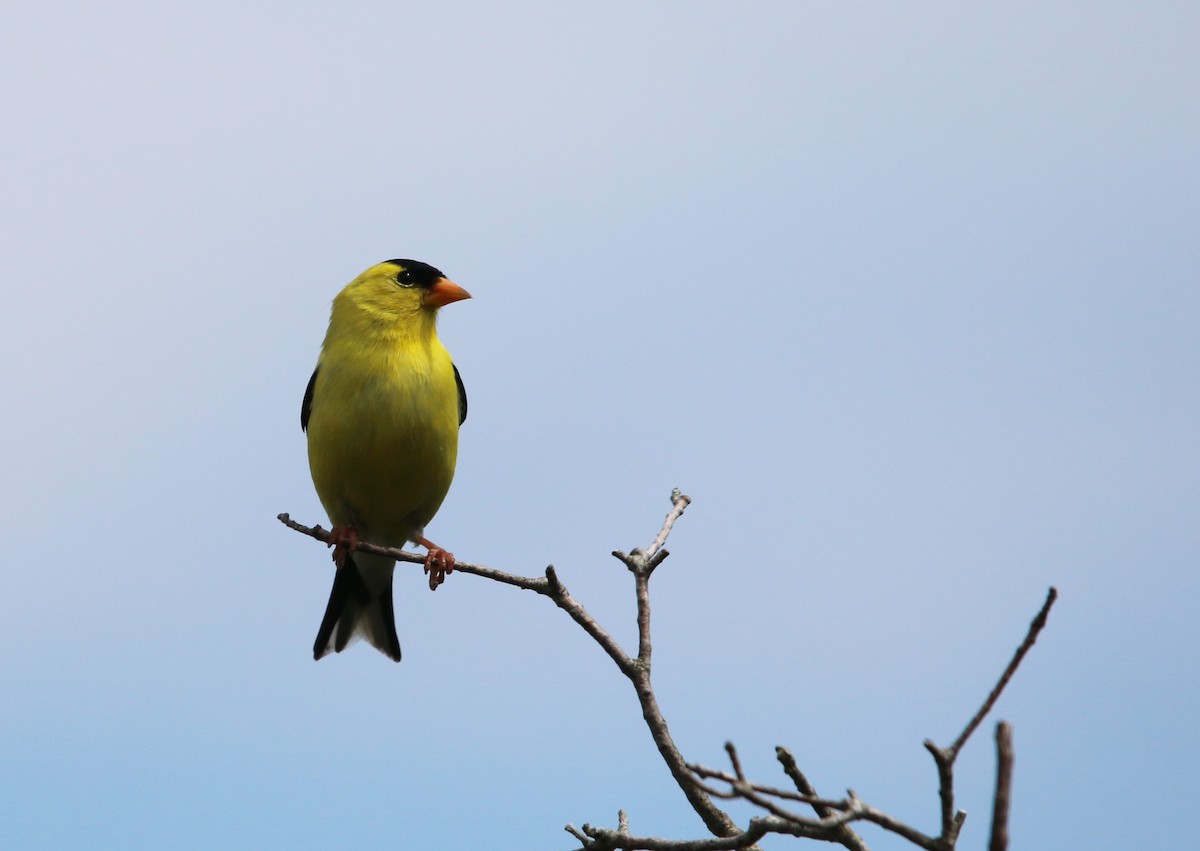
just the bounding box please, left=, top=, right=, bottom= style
left=301, top=259, right=470, bottom=662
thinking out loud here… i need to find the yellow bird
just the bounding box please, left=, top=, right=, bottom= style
left=301, top=259, right=470, bottom=662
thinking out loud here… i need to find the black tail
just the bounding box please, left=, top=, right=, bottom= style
left=313, top=553, right=402, bottom=662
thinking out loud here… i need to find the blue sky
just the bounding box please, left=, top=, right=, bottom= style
left=2, top=3, right=1197, bottom=849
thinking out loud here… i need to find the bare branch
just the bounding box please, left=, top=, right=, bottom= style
left=773, top=747, right=866, bottom=851
left=566, top=823, right=590, bottom=844
left=582, top=787, right=945, bottom=850
left=690, top=763, right=836, bottom=810
left=693, top=760, right=819, bottom=826
left=279, top=512, right=639, bottom=674
left=627, top=661, right=738, bottom=837
left=950, top=588, right=1058, bottom=755
left=922, top=739, right=961, bottom=844
left=647, top=487, right=691, bottom=562
left=988, top=722, right=1014, bottom=851
left=771, top=747, right=868, bottom=850
left=543, top=564, right=638, bottom=677
left=282, top=502, right=1056, bottom=851
left=283, top=490, right=739, bottom=840
left=579, top=812, right=862, bottom=850
left=775, top=748, right=820, bottom=806
left=923, top=586, right=1057, bottom=846
left=572, top=818, right=772, bottom=851
left=609, top=493, right=741, bottom=838
left=724, top=742, right=746, bottom=782
left=692, top=761, right=935, bottom=850
left=277, top=513, right=547, bottom=593
left=635, top=570, right=653, bottom=666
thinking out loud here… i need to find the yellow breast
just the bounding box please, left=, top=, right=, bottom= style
left=306, top=327, right=460, bottom=547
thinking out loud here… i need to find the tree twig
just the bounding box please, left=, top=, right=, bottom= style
left=988, top=722, right=1014, bottom=851
left=690, top=760, right=935, bottom=850
left=281, top=490, right=740, bottom=841
left=923, top=586, right=1057, bottom=845
left=950, top=588, right=1057, bottom=756
left=646, top=488, right=690, bottom=562
left=277, top=512, right=546, bottom=592
left=689, top=588, right=1059, bottom=851
left=281, top=503, right=1057, bottom=851
left=606, top=492, right=743, bottom=839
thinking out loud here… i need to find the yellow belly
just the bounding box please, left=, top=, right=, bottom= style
left=306, top=340, right=459, bottom=547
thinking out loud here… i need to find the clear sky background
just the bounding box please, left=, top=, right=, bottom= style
left=2, top=3, right=1196, bottom=849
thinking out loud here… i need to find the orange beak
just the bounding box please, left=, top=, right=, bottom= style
left=425, top=277, right=472, bottom=308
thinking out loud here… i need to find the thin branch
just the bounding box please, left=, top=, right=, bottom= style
left=627, top=642, right=738, bottom=838
left=635, top=570, right=653, bottom=667
left=566, top=824, right=590, bottom=844
left=690, top=585, right=1060, bottom=851
left=988, top=722, right=1014, bottom=851
left=692, top=761, right=936, bottom=851
left=282, top=503, right=1056, bottom=851
left=921, top=740, right=960, bottom=845
left=576, top=812, right=862, bottom=850
left=580, top=781, right=945, bottom=851
left=773, top=747, right=869, bottom=851
left=277, top=513, right=546, bottom=592
left=572, top=818, right=772, bottom=851
left=647, top=487, right=691, bottom=561
left=724, top=742, right=746, bottom=781
left=282, top=491, right=739, bottom=841
left=775, top=748, right=821, bottom=807
left=279, top=513, right=637, bottom=675
left=923, top=586, right=1057, bottom=846
left=950, top=588, right=1057, bottom=755
left=689, top=763, right=838, bottom=809
left=544, top=564, right=638, bottom=677
left=691, top=766, right=817, bottom=826
left=611, top=492, right=740, bottom=839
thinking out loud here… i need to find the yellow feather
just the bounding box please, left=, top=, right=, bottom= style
left=304, top=260, right=469, bottom=660
left=306, top=261, right=463, bottom=549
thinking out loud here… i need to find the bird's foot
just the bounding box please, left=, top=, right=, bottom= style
left=417, top=537, right=455, bottom=591
left=327, top=526, right=359, bottom=569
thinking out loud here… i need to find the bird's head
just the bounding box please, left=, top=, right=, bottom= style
left=335, top=259, right=471, bottom=331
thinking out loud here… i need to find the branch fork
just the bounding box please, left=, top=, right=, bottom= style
left=280, top=492, right=1056, bottom=851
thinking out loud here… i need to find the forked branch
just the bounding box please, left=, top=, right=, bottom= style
left=280, top=494, right=1057, bottom=851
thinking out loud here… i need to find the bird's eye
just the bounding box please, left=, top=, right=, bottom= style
left=396, top=270, right=415, bottom=287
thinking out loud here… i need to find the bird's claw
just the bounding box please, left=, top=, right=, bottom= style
left=424, top=547, right=455, bottom=591
left=327, top=526, right=358, bottom=569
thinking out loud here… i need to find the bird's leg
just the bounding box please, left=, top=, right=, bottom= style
left=416, top=536, right=455, bottom=591
left=327, top=526, right=359, bottom=570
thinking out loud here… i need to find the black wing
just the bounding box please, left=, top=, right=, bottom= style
left=301, top=367, right=318, bottom=432
left=454, top=363, right=467, bottom=426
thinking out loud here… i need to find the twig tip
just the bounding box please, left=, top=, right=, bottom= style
left=564, top=823, right=587, bottom=843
